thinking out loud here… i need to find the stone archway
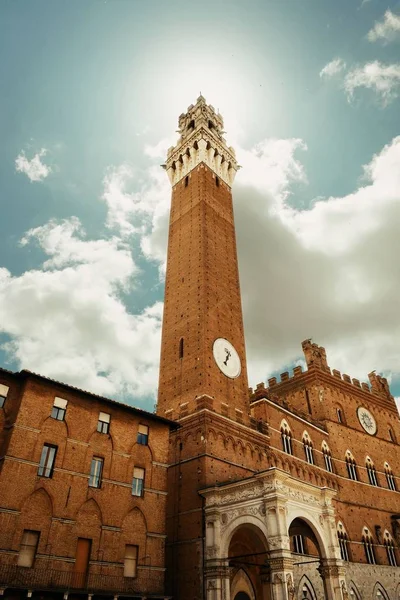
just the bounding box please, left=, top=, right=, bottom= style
left=228, top=524, right=270, bottom=600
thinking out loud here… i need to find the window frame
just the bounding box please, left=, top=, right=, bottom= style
left=292, top=534, right=305, bottom=555
left=97, top=411, right=110, bottom=434
left=137, top=424, right=149, bottom=446
left=385, top=541, right=397, bottom=566
left=362, top=534, right=376, bottom=565
left=346, top=454, right=358, bottom=481
left=281, top=424, right=293, bottom=455
left=38, top=444, right=57, bottom=478
left=124, top=544, right=138, bottom=578
left=132, top=467, right=145, bottom=497
left=51, top=397, right=68, bottom=421
left=338, top=532, right=350, bottom=561
left=88, top=457, right=104, bottom=489
left=366, top=461, right=378, bottom=487
left=17, top=530, right=40, bottom=568
left=303, top=441, right=314, bottom=465
left=323, top=446, right=333, bottom=473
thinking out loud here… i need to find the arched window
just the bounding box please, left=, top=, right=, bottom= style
left=366, top=457, right=379, bottom=486
left=302, top=432, right=314, bottom=465
left=337, top=522, right=350, bottom=561
left=322, top=442, right=333, bottom=473
left=280, top=421, right=293, bottom=455
left=362, top=527, right=376, bottom=565
left=336, top=407, right=343, bottom=423
left=345, top=451, right=358, bottom=481
left=383, top=530, right=397, bottom=566
left=384, top=462, right=396, bottom=491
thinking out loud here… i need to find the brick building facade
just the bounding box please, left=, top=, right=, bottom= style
left=0, top=368, right=177, bottom=599
left=0, top=96, right=399, bottom=600
left=157, top=96, right=400, bottom=600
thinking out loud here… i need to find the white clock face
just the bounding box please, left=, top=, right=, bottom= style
left=213, top=338, right=241, bottom=379
left=357, top=407, right=377, bottom=435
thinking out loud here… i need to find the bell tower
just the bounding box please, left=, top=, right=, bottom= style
left=157, top=95, right=249, bottom=422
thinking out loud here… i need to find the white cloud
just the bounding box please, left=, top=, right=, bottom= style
left=102, top=163, right=169, bottom=240
left=368, top=9, right=400, bottom=43
left=0, top=215, right=164, bottom=404
left=15, top=148, right=52, bottom=182
left=4, top=131, right=400, bottom=408
left=344, top=61, right=400, bottom=104
left=319, top=58, right=347, bottom=79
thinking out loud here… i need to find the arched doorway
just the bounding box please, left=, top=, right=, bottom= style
left=228, top=524, right=270, bottom=600
left=289, top=518, right=324, bottom=600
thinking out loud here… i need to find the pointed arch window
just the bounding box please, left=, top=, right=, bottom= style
left=366, top=457, right=379, bottom=486
left=384, top=462, right=396, bottom=491
left=362, top=527, right=376, bottom=565
left=383, top=530, right=397, bottom=566
left=345, top=451, right=358, bottom=481
left=280, top=421, right=293, bottom=455
left=302, top=432, right=314, bottom=465
left=322, top=442, right=333, bottom=473
left=337, top=522, right=350, bottom=561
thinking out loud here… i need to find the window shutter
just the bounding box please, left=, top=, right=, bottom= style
left=99, top=412, right=110, bottom=423
left=0, top=383, right=9, bottom=397
left=54, top=397, right=68, bottom=409
left=124, top=545, right=138, bottom=577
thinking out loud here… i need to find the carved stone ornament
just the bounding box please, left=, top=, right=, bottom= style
left=341, top=581, right=349, bottom=600
left=287, top=575, right=296, bottom=600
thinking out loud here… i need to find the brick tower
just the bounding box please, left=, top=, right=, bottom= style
left=156, top=97, right=267, bottom=600
left=157, top=94, right=250, bottom=423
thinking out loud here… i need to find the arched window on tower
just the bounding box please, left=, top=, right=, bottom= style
left=302, top=432, right=314, bottom=465
left=366, top=457, right=379, bottom=486
left=345, top=451, right=358, bottom=481
left=280, top=421, right=293, bottom=455
left=362, top=527, right=376, bottom=565
left=384, top=462, right=397, bottom=491
left=337, top=522, right=350, bottom=561
left=383, top=530, right=397, bottom=566
left=187, top=119, right=195, bottom=131
left=322, top=442, right=333, bottom=473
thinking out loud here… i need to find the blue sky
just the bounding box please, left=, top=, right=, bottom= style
left=1, top=0, right=400, bottom=409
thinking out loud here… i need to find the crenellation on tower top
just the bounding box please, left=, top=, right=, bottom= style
left=164, top=95, right=239, bottom=187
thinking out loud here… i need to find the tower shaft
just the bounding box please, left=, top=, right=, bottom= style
left=157, top=96, right=249, bottom=421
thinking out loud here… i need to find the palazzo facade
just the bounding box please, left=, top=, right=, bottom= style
left=157, top=96, right=400, bottom=600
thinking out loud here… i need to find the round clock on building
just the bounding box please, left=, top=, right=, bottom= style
left=357, top=406, right=377, bottom=435
left=213, top=338, right=241, bottom=379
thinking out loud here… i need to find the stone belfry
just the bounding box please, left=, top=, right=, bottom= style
left=157, top=95, right=250, bottom=422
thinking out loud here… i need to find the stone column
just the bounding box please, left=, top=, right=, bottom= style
left=268, top=557, right=295, bottom=600
left=318, top=559, right=345, bottom=600
left=204, top=560, right=231, bottom=600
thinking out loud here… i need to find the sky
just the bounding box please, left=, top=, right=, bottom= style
left=1, top=0, right=400, bottom=411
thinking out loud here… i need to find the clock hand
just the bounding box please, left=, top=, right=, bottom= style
left=223, top=349, right=231, bottom=366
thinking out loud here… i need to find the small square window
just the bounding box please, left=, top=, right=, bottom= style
left=132, top=467, right=145, bottom=497
left=51, top=397, right=67, bottom=421
left=0, top=383, right=9, bottom=408
left=89, top=457, right=104, bottom=488
left=137, top=424, right=149, bottom=446
left=38, top=444, right=57, bottom=478
left=97, top=412, right=110, bottom=434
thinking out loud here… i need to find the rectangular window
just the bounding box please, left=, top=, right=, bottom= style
left=124, top=544, right=138, bottom=578
left=0, top=383, right=9, bottom=408
left=339, top=537, right=349, bottom=561
left=387, top=544, right=397, bottom=567
left=17, top=530, right=40, bottom=567
left=386, top=472, right=396, bottom=491
left=38, top=444, right=57, bottom=478
left=97, top=411, right=110, bottom=434
left=89, top=457, right=104, bottom=488
left=51, top=396, right=67, bottom=421
left=324, top=453, right=333, bottom=473
left=137, top=424, right=149, bottom=446
left=132, top=467, right=145, bottom=497
left=293, top=535, right=305, bottom=554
